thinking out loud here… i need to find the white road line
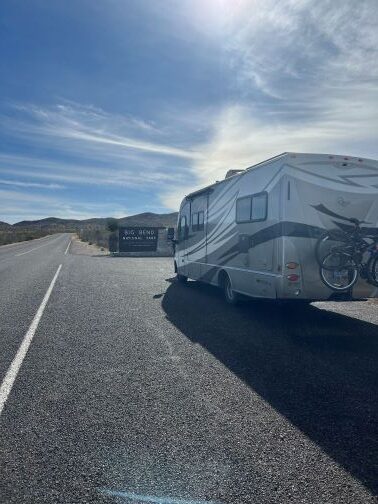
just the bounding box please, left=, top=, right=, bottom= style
left=64, top=239, right=71, bottom=255
left=0, top=264, right=62, bottom=417
left=15, top=235, right=61, bottom=256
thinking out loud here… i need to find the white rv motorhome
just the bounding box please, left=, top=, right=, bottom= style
left=174, top=153, right=378, bottom=303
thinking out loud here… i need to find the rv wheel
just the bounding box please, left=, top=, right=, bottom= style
left=223, top=275, right=239, bottom=305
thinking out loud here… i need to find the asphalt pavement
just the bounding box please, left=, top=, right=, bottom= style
left=0, top=234, right=377, bottom=504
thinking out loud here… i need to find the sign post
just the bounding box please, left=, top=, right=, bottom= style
left=118, top=227, right=158, bottom=253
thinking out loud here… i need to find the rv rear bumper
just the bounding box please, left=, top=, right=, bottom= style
left=276, top=274, right=378, bottom=301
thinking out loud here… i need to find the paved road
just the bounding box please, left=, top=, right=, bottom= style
left=0, top=234, right=377, bottom=504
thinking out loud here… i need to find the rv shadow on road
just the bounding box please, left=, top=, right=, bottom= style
left=162, top=280, right=378, bottom=495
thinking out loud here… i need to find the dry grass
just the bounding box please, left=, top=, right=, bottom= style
left=0, top=229, right=52, bottom=246
left=77, top=228, right=110, bottom=250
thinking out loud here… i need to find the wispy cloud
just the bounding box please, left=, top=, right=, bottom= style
left=0, top=178, right=64, bottom=189
left=59, top=128, right=202, bottom=159
left=159, top=0, right=378, bottom=208
left=0, top=152, right=189, bottom=189
left=192, top=97, right=378, bottom=183
left=0, top=101, right=197, bottom=216
left=6, top=101, right=202, bottom=160
left=225, top=0, right=378, bottom=99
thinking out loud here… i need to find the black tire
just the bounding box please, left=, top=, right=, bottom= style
left=367, top=254, right=378, bottom=287
left=320, top=252, right=358, bottom=291
left=315, top=229, right=350, bottom=265
left=177, top=273, right=188, bottom=284
left=222, top=275, right=239, bottom=305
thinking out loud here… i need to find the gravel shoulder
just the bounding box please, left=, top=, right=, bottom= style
left=70, top=236, right=108, bottom=256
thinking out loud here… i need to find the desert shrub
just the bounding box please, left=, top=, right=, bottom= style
left=77, top=228, right=110, bottom=250
left=106, top=218, right=119, bottom=233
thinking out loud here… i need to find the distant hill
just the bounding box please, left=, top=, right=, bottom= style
left=7, top=212, right=178, bottom=231
left=13, top=217, right=83, bottom=229
left=0, top=221, right=12, bottom=229
left=118, top=212, right=178, bottom=228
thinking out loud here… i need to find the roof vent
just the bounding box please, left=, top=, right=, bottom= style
left=225, top=169, right=244, bottom=179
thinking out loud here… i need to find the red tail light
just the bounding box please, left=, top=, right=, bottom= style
left=287, top=274, right=300, bottom=282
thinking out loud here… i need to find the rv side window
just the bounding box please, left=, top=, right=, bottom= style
left=236, top=197, right=252, bottom=222
left=251, top=193, right=267, bottom=221
left=198, top=211, right=204, bottom=231
left=179, top=215, right=187, bottom=240
left=191, top=212, right=198, bottom=231
left=236, top=192, right=268, bottom=223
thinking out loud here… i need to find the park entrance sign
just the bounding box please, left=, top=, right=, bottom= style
left=110, top=226, right=173, bottom=256
left=119, top=227, right=158, bottom=253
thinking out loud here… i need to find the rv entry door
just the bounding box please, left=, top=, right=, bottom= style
left=187, top=195, right=207, bottom=280
left=177, top=201, right=190, bottom=277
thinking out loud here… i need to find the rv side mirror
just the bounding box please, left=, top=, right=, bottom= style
left=167, top=227, right=175, bottom=241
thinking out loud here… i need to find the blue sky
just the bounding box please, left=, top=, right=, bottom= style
left=1, top=0, right=377, bottom=223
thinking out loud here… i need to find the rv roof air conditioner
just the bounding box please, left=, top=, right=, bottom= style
left=225, top=169, right=244, bottom=179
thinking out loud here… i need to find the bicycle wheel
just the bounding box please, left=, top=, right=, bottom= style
left=320, top=252, right=358, bottom=291
left=367, top=254, right=378, bottom=287
left=315, top=229, right=350, bottom=266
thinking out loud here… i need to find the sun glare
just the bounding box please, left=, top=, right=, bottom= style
left=187, top=0, right=247, bottom=35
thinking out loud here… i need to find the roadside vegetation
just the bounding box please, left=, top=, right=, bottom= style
left=77, top=219, right=121, bottom=250
left=77, top=228, right=110, bottom=250
left=0, top=229, right=53, bottom=246
left=0, top=226, right=110, bottom=249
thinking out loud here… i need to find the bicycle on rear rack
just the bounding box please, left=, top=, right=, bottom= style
left=315, top=217, right=378, bottom=291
